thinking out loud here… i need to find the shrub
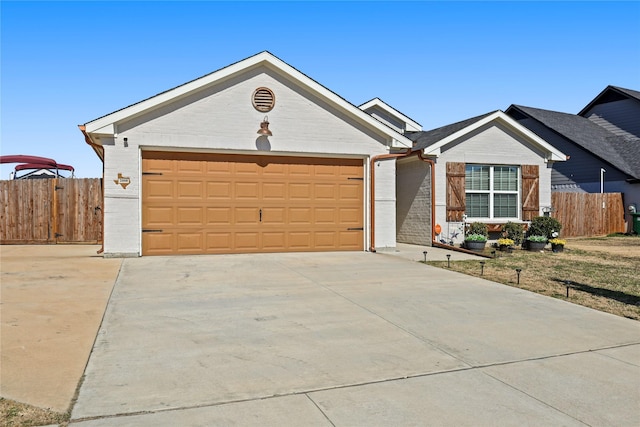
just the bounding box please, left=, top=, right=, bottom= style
left=502, top=222, right=524, bottom=245
left=528, top=216, right=562, bottom=239
left=467, top=222, right=488, bottom=238
left=527, top=235, right=547, bottom=242
left=465, top=233, right=488, bottom=242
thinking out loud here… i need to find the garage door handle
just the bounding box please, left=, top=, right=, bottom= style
left=259, top=209, right=262, bottom=222
left=348, top=227, right=364, bottom=231
left=142, top=229, right=164, bottom=233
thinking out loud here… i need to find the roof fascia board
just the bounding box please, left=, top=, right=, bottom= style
left=85, top=52, right=412, bottom=147
left=422, top=111, right=566, bottom=162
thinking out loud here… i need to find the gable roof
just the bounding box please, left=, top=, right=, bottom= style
left=83, top=51, right=412, bottom=148
left=507, top=104, right=640, bottom=179
left=358, top=98, right=422, bottom=132
left=406, top=110, right=567, bottom=162
left=578, top=85, right=640, bottom=116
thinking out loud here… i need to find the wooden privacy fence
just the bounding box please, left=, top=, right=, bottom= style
left=0, top=178, right=103, bottom=244
left=551, top=192, right=626, bottom=237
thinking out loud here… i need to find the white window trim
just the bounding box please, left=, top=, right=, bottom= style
left=465, top=165, right=521, bottom=222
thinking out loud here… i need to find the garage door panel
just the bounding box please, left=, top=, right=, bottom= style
left=235, top=232, right=260, bottom=250
left=315, top=208, right=337, bottom=224
left=142, top=152, right=363, bottom=255
left=235, top=182, right=259, bottom=199
left=288, top=232, right=312, bottom=249
left=339, top=207, right=362, bottom=225
left=262, top=162, right=287, bottom=177
left=177, top=207, right=204, bottom=226
left=314, top=183, right=336, bottom=200
left=206, top=207, right=231, bottom=225
left=206, top=161, right=232, bottom=175
left=177, top=181, right=203, bottom=199
left=289, top=207, right=312, bottom=225
left=262, top=207, right=286, bottom=225
left=144, top=207, right=174, bottom=227
left=145, top=179, right=174, bottom=199
left=339, top=231, right=363, bottom=249
left=207, top=182, right=232, bottom=199
left=143, top=232, right=175, bottom=255
left=262, top=182, right=286, bottom=200
left=235, top=208, right=259, bottom=224
left=234, top=162, right=260, bottom=176
left=262, top=232, right=286, bottom=250
left=290, top=183, right=312, bottom=200
left=177, top=160, right=205, bottom=175
left=206, top=232, right=232, bottom=251
left=339, top=183, right=361, bottom=200
left=314, top=231, right=338, bottom=248
left=176, top=232, right=204, bottom=252
left=314, top=164, right=338, bottom=178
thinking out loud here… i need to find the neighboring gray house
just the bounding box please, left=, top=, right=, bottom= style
left=395, top=111, right=566, bottom=246
left=506, top=87, right=640, bottom=230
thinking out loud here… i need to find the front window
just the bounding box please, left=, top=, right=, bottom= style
left=465, top=165, right=519, bottom=219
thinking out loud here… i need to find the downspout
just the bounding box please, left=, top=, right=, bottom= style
left=79, top=125, right=105, bottom=255
left=369, top=149, right=411, bottom=252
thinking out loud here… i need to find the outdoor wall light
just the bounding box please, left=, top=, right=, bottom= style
left=257, top=116, right=272, bottom=136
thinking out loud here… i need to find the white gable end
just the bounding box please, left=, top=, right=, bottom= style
left=117, top=66, right=392, bottom=156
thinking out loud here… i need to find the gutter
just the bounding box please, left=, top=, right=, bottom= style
left=369, top=149, right=437, bottom=252
left=79, top=125, right=105, bottom=254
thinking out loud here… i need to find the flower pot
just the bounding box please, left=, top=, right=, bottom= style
left=465, top=241, right=486, bottom=252
left=499, top=245, right=510, bottom=252
left=551, top=244, right=564, bottom=253
left=528, top=241, right=547, bottom=251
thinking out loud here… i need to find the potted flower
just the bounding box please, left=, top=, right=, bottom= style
left=465, top=233, right=488, bottom=252
left=526, top=235, right=547, bottom=251
left=549, top=238, right=566, bottom=252
left=497, top=238, right=514, bottom=251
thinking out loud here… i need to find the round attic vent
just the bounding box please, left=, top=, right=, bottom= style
left=252, top=87, right=275, bottom=112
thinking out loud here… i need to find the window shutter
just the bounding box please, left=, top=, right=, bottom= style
left=521, top=165, right=539, bottom=221
left=446, top=162, right=466, bottom=221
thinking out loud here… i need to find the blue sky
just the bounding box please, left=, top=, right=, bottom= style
left=1, top=1, right=639, bottom=178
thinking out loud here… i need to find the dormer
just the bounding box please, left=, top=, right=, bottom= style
left=359, top=98, right=422, bottom=134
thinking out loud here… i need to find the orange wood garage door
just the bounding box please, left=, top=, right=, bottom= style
left=142, top=152, right=364, bottom=255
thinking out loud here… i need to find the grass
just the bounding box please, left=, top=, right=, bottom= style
left=427, top=236, right=640, bottom=320
left=0, top=398, right=68, bottom=427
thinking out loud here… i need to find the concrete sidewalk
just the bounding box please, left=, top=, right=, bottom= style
left=70, top=251, right=640, bottom=426
left=0, top=245, right=122, bottom=412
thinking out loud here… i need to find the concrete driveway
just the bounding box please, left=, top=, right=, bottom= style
left=71, top=251, right=640, bottom=426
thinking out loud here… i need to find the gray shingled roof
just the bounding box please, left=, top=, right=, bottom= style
left=510, top=105, right=640, bottom=179
left=406, top=111, right=496, bottom=151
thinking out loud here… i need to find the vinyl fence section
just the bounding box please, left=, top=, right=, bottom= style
left=551, top=192, right=626, bottom=237
left=0, top=178, right=103, bottom=244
